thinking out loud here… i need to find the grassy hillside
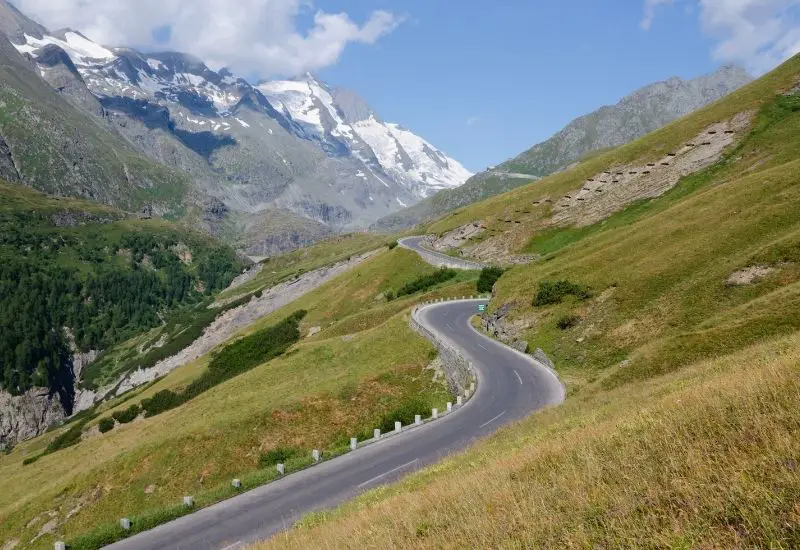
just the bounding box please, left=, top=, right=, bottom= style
left=243, top=56, right=800, bottom=547
left=258, top=331, right=800, bottom=549
left=3, top=51, right=799, bottom=550
left=0, top=238, right=481, bottom=548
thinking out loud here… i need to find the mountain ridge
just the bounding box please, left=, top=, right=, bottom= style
left=0, top=0, right=471, bottom=253
left=373, top=65, right=752, bottom=232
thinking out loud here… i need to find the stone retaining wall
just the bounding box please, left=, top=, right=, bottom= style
left=410, top=304, right=475, bottom=396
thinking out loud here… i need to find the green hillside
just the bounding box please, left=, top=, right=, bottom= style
left=2, top=50, right=799, bottom=550
left=245, top=55, right=800, bottom=548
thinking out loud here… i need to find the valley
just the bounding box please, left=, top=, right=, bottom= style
left=1, top=1, right=799, bottom=548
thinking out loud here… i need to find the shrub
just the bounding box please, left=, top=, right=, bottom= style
left=98, top=417, right=115, bottom=433
left=385, top=290, right=395, bottom=302
left=46, top=424, right=85, bottom=453
left=141, top=390, right=184, bottom=418
left=557, top=314, right=582, bottom=330
left=533, top=280, right=591, bottom=307
left=396, top=269, right=457, bottom=298
left=112, top=404, right=141, bottom=424
left=22, top=454, right=41, bottom=466
left=140, top=312, right=307, bottom=418
left=387, top=241, right=399, bottom=250
left=477, top=266, right=505, bottom=293
left=259, top=447, right=302, bottom=468
left=375, top=396, right=432, bottom=434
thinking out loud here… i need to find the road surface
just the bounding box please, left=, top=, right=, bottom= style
left=106, top=307, right=564, bottom=549
left=398, top=236, right=485, bottom=270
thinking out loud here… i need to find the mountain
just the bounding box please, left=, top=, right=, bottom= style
left=374, top=65, right=751, bottom=232
left=1, top=2, right=471, bottom=253
left=502, top=64, right=753, bottom=176
left=259, top=75, right=472, bottom=201
left=0, top=4, right=193, bottom=217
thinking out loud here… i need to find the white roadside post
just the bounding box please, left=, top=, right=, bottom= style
left=183, top=496, right=194, bottom=508
left=120, top=518, right=131, bottom=530
left=415, top=414, right=422, bottom=425
left=457, top=395, right=463, bottom=406
left=277, top=463, right=285, bottom=475
left=312, top=449, right=320, bottom=463
left=447, top=402, right=453, bottom=413
left=395, top=421, right=402, bottom=434
left=374, top=428, right=381, bottom=440
left=55, top=543, right=66, bottom=550
left=432, top=408, right=438, bottom=419
left=232, top=479, right=242, bottom=489
left=350, top=437, right=358, bottom=451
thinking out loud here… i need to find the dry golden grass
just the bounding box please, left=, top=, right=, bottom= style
left=0, top=316, right=451, bottom=547
left=255, top=332, right=800, bottom=549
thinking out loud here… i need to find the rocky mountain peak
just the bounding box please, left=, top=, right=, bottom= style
left=0, top=0, right=45, bottom=44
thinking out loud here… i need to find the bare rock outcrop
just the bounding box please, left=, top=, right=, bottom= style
left=0, top=388, right=66, bottom=449
left=115, top=250, right=378, bottom=394
left=552, top=114, right=752, bottom=227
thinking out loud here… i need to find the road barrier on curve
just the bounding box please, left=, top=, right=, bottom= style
left=398, top=237, right=486, bottom=271
left=82, top=297, right=488, bottom=549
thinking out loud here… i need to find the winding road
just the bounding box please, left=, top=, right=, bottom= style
left=398, top=236, right=486, bottom=270
left=106, top=242, right=564, bottom=550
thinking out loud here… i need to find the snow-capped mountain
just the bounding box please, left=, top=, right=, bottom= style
left=260, top=75, right=471, bottom=202
left=9, top=23, right=471, bottom=237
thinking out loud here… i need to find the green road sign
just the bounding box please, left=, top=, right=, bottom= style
left=477, top=304, right=487, bottom=312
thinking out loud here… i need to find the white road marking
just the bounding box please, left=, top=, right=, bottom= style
left=357, top=459, right=419, bottom=489
left=220, top=542, right=244, bottom=550
left=478, top=343, right=488, bottom=351
left=514, top=370, right=523, bottom=385
left=447, top=323, right=454, bottom=330
left=479, top=411, right=506, bottom=429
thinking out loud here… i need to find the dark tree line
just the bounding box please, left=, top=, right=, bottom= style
left=0, top=210, right=243, bottom=405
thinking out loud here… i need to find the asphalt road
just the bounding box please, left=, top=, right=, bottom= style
left=106, top=301, right=564, bottom=550
left=398, top=236, right=486, bottom=270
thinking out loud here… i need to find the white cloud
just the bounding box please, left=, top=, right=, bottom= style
left=641, top=0, right=800, bottom=73
left=641, top=0, right=674, bottom=30
left=13, top=0, right=403, bottom=78
left=466, top=116, right=480, bottom=127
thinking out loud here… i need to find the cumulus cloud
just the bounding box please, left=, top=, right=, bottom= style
left=12, top=0, right=403, bottom=78
left=641, top=0, right=800, bottom=73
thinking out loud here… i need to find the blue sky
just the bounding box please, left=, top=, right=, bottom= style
left=313, top=0, right=728, bottom=171
left=17, top=0, right=800, bottom=172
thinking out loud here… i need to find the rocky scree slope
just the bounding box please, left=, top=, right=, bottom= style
left=374, top=65, right=751, bottom=232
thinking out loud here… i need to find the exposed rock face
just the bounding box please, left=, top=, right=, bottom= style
left=0, top=388, right=66, bottom=449
left=480, top=302, right=517, bottom=344
left=533, top=348, right=556, bottom=371
left=429, top=222, right=485, bottom=251
left=726, top=265, right=775, bottom=286
left=551, top=114, right=752, bottom=227
left=115, top=250, right=379, bottom=394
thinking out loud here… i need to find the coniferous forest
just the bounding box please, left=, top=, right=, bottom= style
left=0, top=199, right=243, bottom=407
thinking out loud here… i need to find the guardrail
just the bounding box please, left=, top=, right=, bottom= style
left=398, top=237, right=486, bottom=270
left=60, top=297, right=490, bottom=549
